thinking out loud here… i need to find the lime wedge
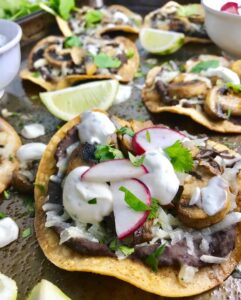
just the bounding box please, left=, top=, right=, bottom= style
left=40, top=80, right=119, bottom=121
left=26, top=279, right=71, bottom=300
left=0, top=273, right=17, bottom=300
left=140, top=28, right=185, bottom=55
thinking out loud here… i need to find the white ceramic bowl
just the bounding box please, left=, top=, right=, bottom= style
left=202, top=0, right=241, bottom=58
left=0, top=20, right=22, bottom=96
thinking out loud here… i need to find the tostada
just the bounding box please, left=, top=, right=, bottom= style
left=144, top=1, right=209, bottom=43
left=142, top=54, right=241, bottom=133
left=20, top=35, right=139, bottom=90
left=35, top=110, right=241, bottom=297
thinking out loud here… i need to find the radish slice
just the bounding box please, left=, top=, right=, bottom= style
left=221, top=2, right=239, bottom=14
left=111, top=179, right=151, bottom=239
left=132, top=127, right=185, bottom=155
left=81, top=159, right=147, bottom=182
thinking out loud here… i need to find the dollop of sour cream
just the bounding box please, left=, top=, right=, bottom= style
left=78, top=111, right=116, bottom=144
left=21, top=123, right=45, bottom=139
left=63, top=166, right=113, bottom=224
left=140, top=149, right=180, bottom=205
left=16, top=143, right=46, bottom=162
left=0, top=217, right=19, bottom=248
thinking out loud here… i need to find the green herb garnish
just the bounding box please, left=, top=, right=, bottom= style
left=128, top=152, right=145, bottom=167
left=126, top=48, right=135, bottom=59
left=94, top=53, right=121, bottom=69
left=119, top=187, right=159, bottom=219
left=191, top=60, right=219, bottom=73
left=164, top=141, right=193, bottom=172
left=227, top=108, right=232, bottom=119
left=134, top=71, right=145, bottom=78
left=95, top=145, right=124, bottom=161
left=145, top=243, right=166, bottom=272
left=116, top=127, right=135, bottom=137
left=226, top=82, right=241, bottom=93
left=40, top=0, right=75, bottom=20
left=23, top=196, right=35, bottom=217
left=148, top=198, right=159, bottom=220
left=84, top=9, right=103, bottom=27
left=119, top=186, right=150, bottom=212
left=146, top=130, right=151, bottom=143
left=109, top=239, right=134, bottom=256
left=22, top=227, right=32, bottom=238
left=32, top=71, right=40, bottom=78
left=64, top=36, right=82, bottom=48
left=177, top=4, right=201, bottom=17
left=3, top=190, right=10, bottom=200
left=0, top=212, right=6, bottom=219
left=88, top=198, right=97, bottom=205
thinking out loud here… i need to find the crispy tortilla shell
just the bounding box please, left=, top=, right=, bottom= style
left=57, top=5, right=141, bottom=38
left=144, top=7, right=210, bottom=44
left=35, top=115, right=241, bottom=297
left=142, top=66, right=241, bottom=133
left=20, top=36, right=139, bottom=91
left=0, top=118, right=21, bottom=193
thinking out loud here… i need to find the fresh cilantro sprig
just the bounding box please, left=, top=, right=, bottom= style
left=119, top=187, right=159, bottom=220
left=164, top=141, right=193, bottom=173
left=145, top=243, right=166, bottom=272
left=128, top=152, right=145, bottom=167
left=22, top=227, right=32, bottom=238
left=0, top=212, right=6, bottom=220
left=95, top=145, right=124, bottom=161
left=116, top=127, right=134, bottom=137
left=84, top=10, right=103, bottom=27
left=126, top=49, right=135, bottom=59
left=226, top=83, right=241, bottom=93
left=39, top=0, right=75, bottom=20
left=109, top=239, right=135, bottom=256
left=63, top=36, right=82, bottom=48
left=94, top=53, right=121, bottom=69
left=190, top=60, right=219, bottom=73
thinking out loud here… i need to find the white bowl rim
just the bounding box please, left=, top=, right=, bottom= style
left=0, top=20, right=22, bottom=55
left=202, top=0, right=241, bottom=20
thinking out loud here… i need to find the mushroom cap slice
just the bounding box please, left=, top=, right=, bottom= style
left=204, top=86, right=241, bottom=120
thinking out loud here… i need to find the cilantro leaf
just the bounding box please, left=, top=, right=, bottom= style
left=22, top=227, right=32, bottom=238
left=126, top=48, right=135, bottom=59
left=3, top=190, right=10, bottom=200
left=148, top=198, right=159, bottom=220
left=116, top=127, right=134, bottom=137
left=84, top=10, right=103, bottom=27
left=226, top=82, right=241, bottom=93
left=88, top=198, right=97, bottom=204
left=58, top=0, right=75, bottom=20
left=32, top=71, right=40, bottom=78
left=145, top=243, right=166, bottom=272
left=191, top=60, right=219, bottom=73
left=146, top=130, right=151, bottom=143
left=34, top=183, right=46, bottom=194
left=164, top=141, right=193, bottom=173
left=0, top=212, right=6, bottom=219
left=64, top=36, right=82, bottom=48
left=94, top=53, right=121, bottom=69
left=119, top=186, right=150, bottom=212
left=23, top=196, right=35, bottom=217
left=109, top=239, right=134, bottom=256
left=128, top=152, right=145, bottom=167
left=177, top=4, right=201, bottom=17
left=95, top=145, right=124, bottom=161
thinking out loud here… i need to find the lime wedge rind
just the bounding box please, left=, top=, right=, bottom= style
left=140, top=28, right=185, bottom=55
left=40, top=80, right=119, bottom=121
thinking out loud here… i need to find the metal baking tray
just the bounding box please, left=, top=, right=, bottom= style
left=1, top=1, right=241, bottom=299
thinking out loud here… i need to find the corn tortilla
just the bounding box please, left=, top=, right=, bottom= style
left=35, top=115, right=241, bottom=297
left=20, top=36, right=139, bottom=91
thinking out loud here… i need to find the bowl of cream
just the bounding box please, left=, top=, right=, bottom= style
left=0, top=20, right=22, bottom=97
left=202, top=0, right=241, bottom=58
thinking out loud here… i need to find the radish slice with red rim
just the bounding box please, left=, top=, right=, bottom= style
left=81, top=159, right=147, bottom=182
left=111, top=179, right=151, bottom=240
left=132, top=127, right=185, bottom=155
left=220, top=2, right=239, bottom=14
